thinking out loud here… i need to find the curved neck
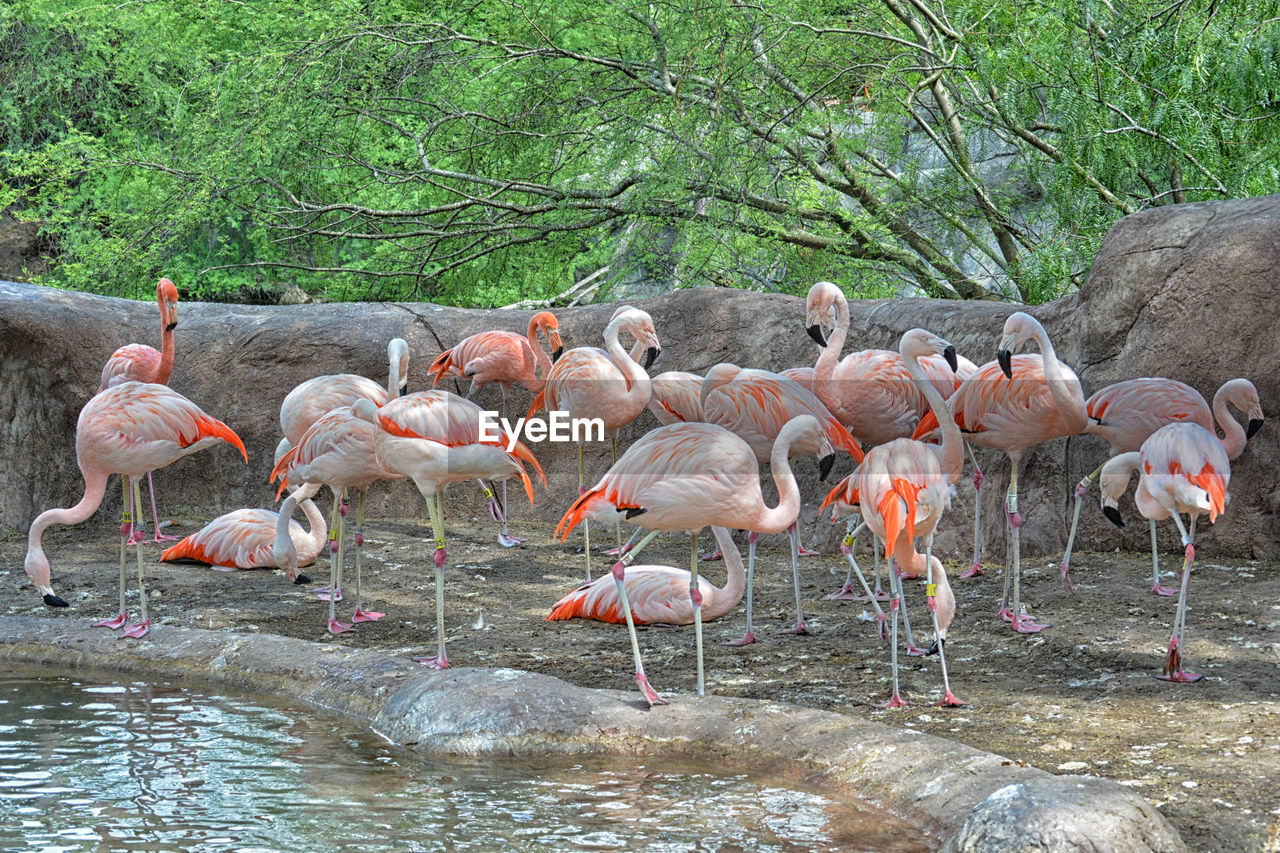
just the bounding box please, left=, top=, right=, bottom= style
left=704, top=525, right=747, bottom=619
left=528, top=319, right=554, bottom=386
left=604, top=318, right=650, bottom=404
left=155, top=318, right=176, bottom=385
left=904, top=348, right=963, bottom=483
left=290, top=482, right=328, bottom=561
left=754, top=421, right=806, bottom=533
left=1212, top=385, right=1247, bottom=461
left=1030, top=324, right=1084, bottom=430
left=814, top=294, right=849, bottom=382
left=25, top=469, right=109, bottom=594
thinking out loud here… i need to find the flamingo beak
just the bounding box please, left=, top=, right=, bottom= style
left=165, top=301, right=179, bottom=332
left=943, top=344, right=958, bottom=373
left=925, top=637, right=942, bottom=656
left=43, top=592, right=69, bottom=608
left=398, top=381, right=409, bottom=398
left=552, top=346, right=564, bottom=363
left=818, top=453, right=836, bottom=481
left=1103, top=505, right=1125, bottom=529
left=293, top=573, right=311, bottom=585
left=643, top=346, right=660, bottom=369
left=806, top=324, right=827, bottom=347
left=997, top=349, right=1013, bottom=378
left=1247, top=417, right=1264, bottom=439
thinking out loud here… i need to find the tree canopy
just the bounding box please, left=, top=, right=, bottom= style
left=3, top=0, right=1277, bottom=304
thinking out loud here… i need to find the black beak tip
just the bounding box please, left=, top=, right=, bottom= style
left=43, top=593, right=69, bottom=608
left=806, top=324, right=827, bottom=347
left=552, top=346, right=564, bottom=363
left=1103, top=505, right=1125, bottom=529
left=294, top=573, right=311, bottom=585
left=643, top=347, right=659, bottom=369
left=997, top=349, right=1013, bottom=379
left=943, top=344, right=958, bottom=373
left=925, top=639, right=941, bottom=656
left=1247, top=418, right=1264, bottom=439
left=165, top=321, right=178, bottom=332
left=818, top=453, right=836, bottom=481
left=624, top=506, right=648, bottom=519
left=398, top=382, right=409, bottom=398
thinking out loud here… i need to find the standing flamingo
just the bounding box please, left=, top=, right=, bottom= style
left=913, top=312, right=1088, bottom=633
left=1098, top=422, right=1231, bottom=682
left=23, top=381, right=247, bottom=637
left=1061, top=377, right=1263, bottom=591
left=699, top=363, right=863, bottom=643
left=528, top=307, right=660, bottom=582
left=557, top=416, right=836, bottom=704
left=97, top=277, right=181, bottom=542
left=348, top=392, right=544, bottom=668
left=278, top=337, right=409, bottom=451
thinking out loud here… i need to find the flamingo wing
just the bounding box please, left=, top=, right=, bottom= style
left=547, top=565, right=699, bottom=625
left=99, top=344, right=163, bottom=390
left=160, top=509, right=306, bottom=569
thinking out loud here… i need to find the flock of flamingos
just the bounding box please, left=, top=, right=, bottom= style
left=22, top=278, right=1266, bottom=708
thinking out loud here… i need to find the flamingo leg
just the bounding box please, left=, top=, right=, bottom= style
left=496, top=389, right=526, bottom=547
left=612, top=437, right=623, bottom=555
left=608, top=539, right=667, bottom=707
left=838, top=528, right=888, bottom=639
left=1060, top=462, right=1104, bottom=590
left=960, top=443, right=984, bottom=579
left=727, top=531, right=759, bottom=646
left=413, top=491, right=451, bottom=669
left=823, top=517, right=866, bottom=601
left=578, top=443, right=592, bottom=584
left=1004, top=458, right=1049, bottom=633
left=606, top=526, right=641, bottom=558
left=327, top=490, right=353, bottom=635
left=1158, top=514, right=1201, bottom=682
left=925, top=543, right=969, bottom=707
left=96, top=477, right=133, bottom=630
left=316, top=489, right=345, bottom=601
left=872, top=534, right=889, bottom=601
left=121, top=480, right=151, bottom=639
left=880, top=572, right=907, bottom=708
left=146, top=471, right=178, bottom=542
left=787, top=524, right=809, bottom=635
left=351, top=490, right=383, bottom=623
left=689, top=531, right=705, bottom=695
left=1150, top=519, right=1177, bottom=596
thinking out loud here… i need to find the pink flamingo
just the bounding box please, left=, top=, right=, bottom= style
left=278, top=338, right=409, bottom=450
left=97, top=277, right=181, bottom=542
left=856, top=329, right=967, bottom=707
left=557, top=415, right=836, bottom=703
left=24, top=381, right=247, bottom=637
left=1098, top=422, right=1231, bottom=682
left=646, top=371, right=704, bottom=425
left=913, top=312, right=1087, bottom=633
left=528, top=307, right=661, bottom=582
left=1062, top=377, right=1263, bottom=592
left=699, top=363, right=864, bottom=643
left=349, top=391, right=545, bottom=668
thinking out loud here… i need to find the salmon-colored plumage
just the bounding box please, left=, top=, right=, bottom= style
left=98, top=278, right=180, bottom=391
left=427, top=311, right=562, bottom=398
left=278, top=338, right=409, bottom=450
left=647, top=371, right=705, bottom=425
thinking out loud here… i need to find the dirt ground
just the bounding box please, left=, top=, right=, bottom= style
left=4, top=509, right=1279, bottom=852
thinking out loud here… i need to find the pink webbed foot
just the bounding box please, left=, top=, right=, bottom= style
left=699, top=547, right=724, bottom=562
left=1157, top=638, right=1202, bottom=683
left=788, top=620, right=810, bottom=636
left=875, top=612, right=889, bottom=641
left=1011, top=614, right=1050, bottom=633
left=351, top=608, right=384, bottom=623
left=635, top=672, right=668, bottom=707
left=822, top=582, right=860, bottom=601
left=879, top=692, right=908, bottom=709
left=959, top=563, right=984, bottom=579
left=412, top=653, right=449, bottom=670
left=121, top=620, right=151, bottom=639
left=935, top=692, right=972, bottom=708
left=726, top=630, right=757, bottom=647
left=498, top=533, right=527, bottom=548
left=328, top=618, right=354, bottom=634
left=998, top=606, right=1015, bottom=623
left=1151, top=583, right=1179, bottom=597
left=795, top=544, right=819, bottom=557
left=316, top=587, right=344, bottom=602
left=906, top=642, right=928, bottom=657
left=1059, top=561, right=1073, bottom=592
left=94, top=613, right=128, bottom=630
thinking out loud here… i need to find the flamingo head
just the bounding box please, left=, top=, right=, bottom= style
left=388, top=338, right=410, bottom=398
left=1099, top=452, right=1141, bottom=528
left=23, top=546, right=67, bottom=607
left=1220, top=378, right=1265, bottom=438
left=804, top=281, right=842, bottom=346
left=536, top=312, right=564, bottom=361
left=350, top=397, right=381, bottom=427
left=997, top=311, right=1044, bottom=378
left=899, top=328, right=957, bottom=372
left=157, top=277, right=180, bottom=331
left=783, top=413, right=837, bottom=480
left=614, top=307, right=661, bottom=369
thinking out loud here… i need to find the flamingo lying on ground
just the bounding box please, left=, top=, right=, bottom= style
left=1061, top=377, right=1262, bottom=592
left=528, top=307, right=660, bottom=583
left=98, top=277, right=181, bottom=542
left=913, top=312, right=1087, bottom=633
left=24, top=381, right=247, bottom=637
left=557, top=415, right=835, bottom=704
left=1099, top=422, right=1231, bottom=682
left=349, top=391, right=544, bottom=668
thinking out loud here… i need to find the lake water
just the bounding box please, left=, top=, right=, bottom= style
left=0, top=667, right=931, bottom=851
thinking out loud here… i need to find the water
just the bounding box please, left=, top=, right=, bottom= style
left=0, top=667, right=931, bottom=852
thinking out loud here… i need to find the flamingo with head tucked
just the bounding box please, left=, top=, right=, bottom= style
left=913, top=312, right=1088, bottom=633
left=24, top=381, right=247, bottom=637
left=98, top=277, right=181, bottom=542
left=1061, top=377, right=1263, bottom=592
left=557, top=416, right=836, bottom=704
left=1099, top=422, right=1231, bottom=682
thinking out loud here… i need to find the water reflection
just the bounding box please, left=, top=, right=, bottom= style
left=0, top=668, right=930, bottom=852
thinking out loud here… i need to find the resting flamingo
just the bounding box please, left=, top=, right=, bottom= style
left=699, top=363, right=864, bottom=643
left=349, top=392, right=544, bottom=668
left=1098, top=422, right=1231, bottom=682
left=557, top=416, right=836, bottom=704
left=913, top=312, right=1088, bottom=633
left=97, top=277, right=181, bottom=542
left=1061, top=377, right=1263, bottom=592
left=528, top=306, right=660, bottom=582
left=24, top=381, right=247, bottom=637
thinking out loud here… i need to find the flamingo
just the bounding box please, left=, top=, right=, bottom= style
left=97, top=277, right=181, bottom=542
left=557, top=415, right=836, bottom=704
left=913, top=312, right=1088, bottom=633
left=349, top=391, right=545, bottom=669
left=278, top=337, right=409, bottom=451
left=855, top=329, right=967, bottom=707
left=428, top=312, right=562, bottom=546
left=547, top=524, right=745, bottom=627
left=528, top=306, right=660, bottom=582
left=1098, top=422, right=1231, bottom=682
left=699, top=363, right=864, bottom=643
left=1061, top=377, right=1263, bottom=592
left=23, top=381, right=247, bottom=638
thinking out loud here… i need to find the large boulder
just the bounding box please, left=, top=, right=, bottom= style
left=1, top=194, right=1276, bottom=561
